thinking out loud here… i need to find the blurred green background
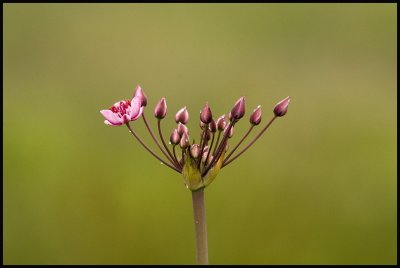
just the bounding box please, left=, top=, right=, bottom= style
left=3, top=3, right=396, bottom=265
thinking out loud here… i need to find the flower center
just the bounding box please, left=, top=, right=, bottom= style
left=109, top=99, right=131, bottom=116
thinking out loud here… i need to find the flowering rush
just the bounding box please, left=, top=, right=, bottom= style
left=100, top=84, right=290, bottom=264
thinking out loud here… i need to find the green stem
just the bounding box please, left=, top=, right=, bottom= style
left=222, top=116, right=277, bottom=168
left=126, top=123, right=180, bottom=173
left=223, top=125, right=254, bottom=164
left=192, top=188, right=209, bottom=265
left=212, top=131, right=221, bottom=156
left=142, top=113, right=180, bottom=169
left=157, top=119, right=181, bottom=168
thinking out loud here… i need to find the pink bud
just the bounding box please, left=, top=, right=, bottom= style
left=201, top=146, right=210, bottom=163
left=224, top=125, right=234, bottom=138
left=205, top=129, right=211, bottom=141
left=209, top=119, right=217, bottom=133
left=175, top=106, right=189, bottom=124
left=177, top=122, right=189, bottom=136
left=170, top=129, right=180, bottom=145
left=273, top=96, right=290, bottom=117
left=200, top=102, right=212, bottom=124
left=154, top=98, right=167, bottom=119
left=180, top=132, right=190, bottom=149
left=134, top=85, right=147, bottom=107
left=216, top=115, right=227, bottom=131
left=230, top=97, right=245, bottom=121
left=207, top=155, right=213, bottom=165
left=201, top=150, right=209, bottom=163
left=250, top=105, right=262, bottom=125
left=190, top=144, right=200, bottom=158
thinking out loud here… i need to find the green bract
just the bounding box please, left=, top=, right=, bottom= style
left=182, top=149, right=226, bottom=191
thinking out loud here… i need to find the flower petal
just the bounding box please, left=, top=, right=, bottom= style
left=134, top=85, right=142, bottom=98
left=100, top=110, right=123, bottom=125
left=138, top=106, right=144, bottom=118
left=128, top=97, right=142, bottom=120
left=104, top=120, right=119, bottom=126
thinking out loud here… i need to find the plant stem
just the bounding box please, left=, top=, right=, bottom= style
left=157, top=119, right=181, bottom=168
left=223, top=125, right=254, bottom=164
left=192, top=188, right=208, bottom=265
left=212, top=131, right=221, bottom=156
left=204, top=132, right=215, bottom=170
left=172, top=145, right=182, bottom=168
left=222, top=116, right=277, bottom=167
left=142, top=113, right=180, bottom=169
left=202, top=122, right=234, bottom=176
left=197, top=127, right=207, bottom=169
left=125, top=123, right=181, bottom=173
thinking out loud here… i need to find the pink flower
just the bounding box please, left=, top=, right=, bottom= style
left=100, top=97, right=143, bottom=126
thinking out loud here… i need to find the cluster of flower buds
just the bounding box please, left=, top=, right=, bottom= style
left=100, top=85, right=290, bottom=191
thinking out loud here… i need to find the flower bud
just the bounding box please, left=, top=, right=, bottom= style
left=180, top=132, right=190, bottom=149
left=154, top=98, right=167, bottom=119
left=273, top=96, right=290, bottom=117
left=202, top=150, right=209, bottom=163
left=230, top=97, right=245, bottom=121
left=175, top=107, right=189, bottom=124
left=134, top=85, right=147, bottom=107
left=190, top=144, right=200, bottom=158
left=205, top=129, right=211, bottom=141
left=209, top=119, right=217, bottom=133
left=207, top=155, right=213, bottom=165
left=170, top=129, right=180, bottom=145
left=200, top=102, right=212, bottom=124
left=216, top=115, right=226, bottom=131
left=177, top=122, right=189, bottom=136
left=250, top=105, right=262, bottom=125
left=224, top=125, right=234, bottom=138
left=200, top=121, right=206, bottom=130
